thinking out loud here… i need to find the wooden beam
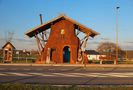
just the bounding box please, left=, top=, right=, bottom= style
left=35, top=34, right=43, bottom=55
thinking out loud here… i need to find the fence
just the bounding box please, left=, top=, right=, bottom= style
left=0, top=56, right=37, bottom=63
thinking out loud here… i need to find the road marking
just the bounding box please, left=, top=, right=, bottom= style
left=71, top=73, right=106, bottom=77
left=0, top=73, right=6, bottom=75
left=29, top=73, right=55, bottom=76
left=52, top=73, right=80, bottom=77
left=8, top=72, right=31, bottom=76
left=0, top=72, right=133, bottom=77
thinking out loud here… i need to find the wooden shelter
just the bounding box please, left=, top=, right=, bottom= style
left=25, top=14, right=99, bottom=64
left=2, top=42, right=15, bottom=63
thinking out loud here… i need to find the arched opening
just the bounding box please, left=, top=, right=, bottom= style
left=63, top=46, right=70, bottom=63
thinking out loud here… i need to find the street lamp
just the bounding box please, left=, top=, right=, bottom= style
left=114, top=6, right=120, bottom=64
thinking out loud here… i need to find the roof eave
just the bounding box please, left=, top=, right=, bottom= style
left=25, top=15, right=100, bottom=38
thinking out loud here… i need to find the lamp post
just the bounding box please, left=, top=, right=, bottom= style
left=114, top=6, right=120, bottom=64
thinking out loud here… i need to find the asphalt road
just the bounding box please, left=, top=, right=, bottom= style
left=0, top=65, right=133, bottom=85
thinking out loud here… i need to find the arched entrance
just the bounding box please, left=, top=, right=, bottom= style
left=63, top=46, right=70, bottom=63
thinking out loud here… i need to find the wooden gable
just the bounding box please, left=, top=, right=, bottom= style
left=2, top=42, right=15, bottom=50
left=25, top=15, right=99, bottom=38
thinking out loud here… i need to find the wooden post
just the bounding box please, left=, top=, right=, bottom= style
left=114, top=7, right=120, bottom=64
left=39, top=14, right=43, bottom=24
left=35, top=34, right=42, bottom=55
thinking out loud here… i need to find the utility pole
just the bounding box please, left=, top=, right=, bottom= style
left=39, top=14, right=43, bottom=24
left=114, top=6, right=120, bottom=64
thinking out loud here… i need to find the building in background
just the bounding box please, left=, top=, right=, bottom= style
left=2, top=42, right=15, bottom=63
left=126, top=50, right=133, bottom=61
left=85, top=50, right=106, bottom=61
left=0, top=46, right=39, bottom=63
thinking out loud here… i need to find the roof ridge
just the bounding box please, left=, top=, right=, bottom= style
left=25, top=14, right=99, bottom=38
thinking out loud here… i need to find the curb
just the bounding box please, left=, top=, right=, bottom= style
left=0, top=63, right=133, bottom=68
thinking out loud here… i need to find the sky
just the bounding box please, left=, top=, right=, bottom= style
left=0, top=0, right=133, bottom=50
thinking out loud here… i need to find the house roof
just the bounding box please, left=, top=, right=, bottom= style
left=85, top=50, right=100, bottom=55
left=25, top=14, right=99, bottom=38
left=2, top=42, right=16, bottom=49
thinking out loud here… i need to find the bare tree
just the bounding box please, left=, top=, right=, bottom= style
left=97, top=42, right=125, bottom=58
left=5, top=31, right=14, bottom=42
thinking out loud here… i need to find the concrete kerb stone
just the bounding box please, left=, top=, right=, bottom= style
left=0, top=63, right=133, bottom=68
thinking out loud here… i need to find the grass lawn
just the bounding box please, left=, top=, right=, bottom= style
left=0, top=84, right=133, bottom=90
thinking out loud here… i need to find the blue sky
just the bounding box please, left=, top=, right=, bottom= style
left=0, top=0, right=133, bottom=50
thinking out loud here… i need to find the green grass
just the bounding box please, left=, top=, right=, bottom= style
left=0, top=84, right=133, bottom=90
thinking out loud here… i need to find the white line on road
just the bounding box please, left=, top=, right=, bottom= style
left=0, top=73, right=6, bottom=76
left=29, top=73, right=55, bottom=76
left=0, top=72, right=133, bottom=77
left=52, top=73, right=80, bottom=77
left=8, top=72, right=31, bottom=76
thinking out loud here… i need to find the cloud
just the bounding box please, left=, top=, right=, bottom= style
left=100, top=38, right=110, bottom=40
left=12, top=38, right=37, bottom=50
left=88, top=41, right=100, bottom=45
left=125, top=41, right=133, bottom=44
left=119, top=41, right=133, bottom=50
left=13, top=38, right=35, bottom=43
left=0, top=37, right=37, bottom=50
left=91, top=41, right=100, bottom=44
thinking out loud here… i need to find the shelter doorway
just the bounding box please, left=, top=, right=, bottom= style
left=63, top=46, right=70, bottom=63
left=4, top=49, right=12, bottom=62
left=4, top=50, right=8, bottom=60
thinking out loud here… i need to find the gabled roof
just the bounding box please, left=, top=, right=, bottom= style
left=85, top=50, right=100, bottom=55
left=25, top=14, right=99, bottom=38
left=2, top=42, right=16, bottom=49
